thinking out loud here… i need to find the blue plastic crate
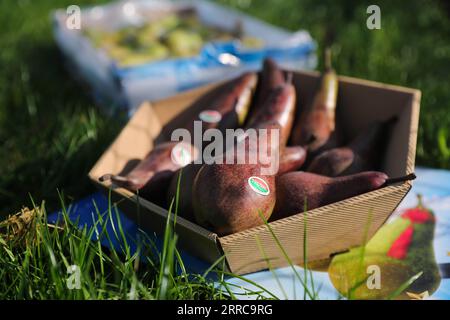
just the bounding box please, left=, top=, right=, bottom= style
left=53, top=0, right=316, bottom=115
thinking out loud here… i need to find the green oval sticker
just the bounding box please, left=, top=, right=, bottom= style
left=171, top=143, right=192, bottom=167
left=199, top=110, right=222, bottom=123
left=248, top=176, right=270, bottom=196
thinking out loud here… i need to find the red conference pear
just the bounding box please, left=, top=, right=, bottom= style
left=166, top=163, right=202, bottom=222
left=158, top=72, right=258, bottom=143
left=192, top=128, right=278, bottom=235
left=307, top=119, right=395, bottom=176
left=100, top=141, right=198, bottom=204
left=272, top=171, right=389, bottom=221
left=290, top=49, right=338, bottom=153
left=252, top=58, right=286, bottom=114
left=192, top=78, right=297, bottom=235
left=278, top=146, right=307, bottom=175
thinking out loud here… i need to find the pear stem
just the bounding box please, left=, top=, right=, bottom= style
left=383, top=173, right=416, bottom=187
left=99, top=174, right=128, bottom=183
left=324, top=47, right=332, bottom=71
left=416, top=193, right=424, bottom=208
left=99, top=174, right=112, bottom=182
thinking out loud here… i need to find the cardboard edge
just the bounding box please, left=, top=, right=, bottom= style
left=88, top=101, right=157, bottom=181
left=406, top=90, right=421, bottom=174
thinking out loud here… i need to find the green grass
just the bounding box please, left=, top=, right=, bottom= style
left=5, top=202, right=259, bottom=300
left=0, top=194, right=307, bottom=300
left=0, top=0, right=123, bottom=215
left=0, top=0, right=444, bottom=299
left=0, top=195, right=267, bottom=299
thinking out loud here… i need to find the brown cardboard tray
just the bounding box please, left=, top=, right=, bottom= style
left=89, top=70, right=420, bottom=275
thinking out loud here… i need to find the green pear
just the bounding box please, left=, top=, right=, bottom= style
left=328, top=195, right=441, bottom=299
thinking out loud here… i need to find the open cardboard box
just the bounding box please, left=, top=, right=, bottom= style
left=89, top=70, right=420, bottom=275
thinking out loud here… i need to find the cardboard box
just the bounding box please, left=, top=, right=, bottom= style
left=89, top=70, right=420, bottom=275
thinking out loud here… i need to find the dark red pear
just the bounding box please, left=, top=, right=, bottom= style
left=191, top=77, right=298, bottom=235
left=158, top=72, right=258, bottom=143
left=272, top=171, right=389, bottom=221
left=171, top=133, right=281, bottom=224
left=192, top=123, right=282, bottom=236
left=290, top=49, right=338, bottom=153
left=306, top=146, right=354, bottom=177
left=166, top=163, right=202, bottom=222
left=247, top=81, right=297, bottom=147
left=307, top=119, right=396, bottom=176
left=100, top=141, right=199, bottom=204
left=252, top=58, right=286, bottom=112
left=193, top=163, right=276, bottom=235
left=211, top=72, right=258, bottom=132
left=166, top=71, right=295, bottom=224
left=278, top=146, right=307, bottom=175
